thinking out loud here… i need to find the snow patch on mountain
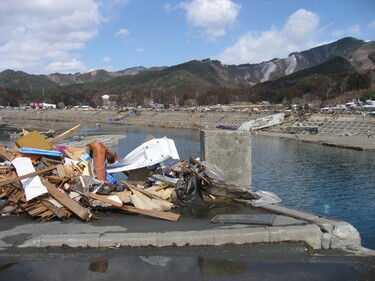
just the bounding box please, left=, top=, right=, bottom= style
left=285, top=54, right=297, bottom=75
left=260, top=62, right=277, bottom=82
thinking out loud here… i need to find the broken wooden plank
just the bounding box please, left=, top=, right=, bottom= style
left=48, top=125, right=81, bottom=145
left=122, top=181, right=165, bottom=200
left=15, top=131, right=54, bottom=150
left=0, top=164, right=58, bottom=188
left=114, top=191, right=131, bottom=204
left=25, top=204, right=49, bottom=216
left=63, top=147, right=86, bottom=161
left=41, top=158, right=52, bottom=167
left=0, top=144, right=16, bottom=162
left=117, top=205, right=180, bottom=222
left=45, top=175, right=69, bottom=184
left=62, top=148, right=76, bottom=160
left=7, top=188, right=24, bottom=203
left=42, top=178, right=92, bottom=221
left=129, top=189, right=174, bottom=212
left=41, top=199, right=69, bottom=220
left=56, top=164, right=66, bottom=178
left=145, top=186, right=175, bottom=200
left=154, top=185, right=170, bottom=191
left=89, top=192, right=123, bottom=207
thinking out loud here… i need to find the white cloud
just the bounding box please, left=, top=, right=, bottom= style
left=179, top=0, right=241, bottom=41
left=164, top=3, right=176, bottom=13
left=369, top=20, right=375, bottom=32
left=44, top=59, right=87, bottom=73
left=0, top=0, right=103, bottom=74
left=135, top=47, right=144, bottom=52
left=332, top=29, right=345, bottom=38
left=348, top=24, right=361, bottom=35
left=102, top=57, right=111, bottom=62
left=115, top=28, right=130, bottom=37
left=216, top=9, right=320, bottom=65
left=332, top=24, right=361, bottom=38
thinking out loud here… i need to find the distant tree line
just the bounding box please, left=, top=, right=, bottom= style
left=0, top=69, right=373, bottom=108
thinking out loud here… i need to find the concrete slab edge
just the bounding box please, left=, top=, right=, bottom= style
left=17, top=224, right=322, bottom=250
left=258, top=204, right=364, bottom=251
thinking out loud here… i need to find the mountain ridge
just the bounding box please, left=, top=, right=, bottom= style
left=1, top=37, right=373, bottom=88
left=0, top=37, right=373, bottom=107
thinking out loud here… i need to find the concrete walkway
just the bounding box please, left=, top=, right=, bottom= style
left=1, top=201, right=374, bottom=256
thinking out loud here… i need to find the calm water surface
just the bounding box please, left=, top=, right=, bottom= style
left=251, top=134, right=375, bottom=250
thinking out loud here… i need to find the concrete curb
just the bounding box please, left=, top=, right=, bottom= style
left=11, top=202, right=365, bottom=252
left=19, top=224, right=322, bottom=249
left=258, top=204, right=362, bottom=251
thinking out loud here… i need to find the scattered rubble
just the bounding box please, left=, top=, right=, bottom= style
left=0, top=124, right=261, bottom=223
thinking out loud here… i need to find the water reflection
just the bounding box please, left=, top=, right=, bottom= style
left=139, top=256, right=172, bottom=266
left=0, top=262, right=17, bottom=272
left=198, top=257, right=247, bottom=277
left=0, top=253, right=361, bottom=281
left=88, top=260, right=108, bottom=273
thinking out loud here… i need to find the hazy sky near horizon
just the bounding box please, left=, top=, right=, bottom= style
left=0, top=0, right=374, bottom=74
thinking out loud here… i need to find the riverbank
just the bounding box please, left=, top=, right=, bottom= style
left=1, top=108, right=375, bottom=151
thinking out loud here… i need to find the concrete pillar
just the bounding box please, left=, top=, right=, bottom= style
left=200, top=129, right=252, bottom=188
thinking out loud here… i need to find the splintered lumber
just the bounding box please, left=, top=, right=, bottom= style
left=0, top=189, right=6, bottom=199
left=48, top=125, right=81, bottom=145
left=6, top=187, right=24, bottom=203
left=144, top=186, right=175, bottom=200
left=114, top=191, right=131, bottom=204
left=89, top=192, right=123, bottom=207
left=23, top=202, right=56, bottom=221
left=42, top=179, right=92, bottom=221
left=63, top=147, right=86, bottom=161
left=0, top=164, right=58, bottom=188
left=56, top=164, right=66, bottom=177
left=62, top=148, right=76, bottom=161
left=45, top=175, right=69, bottom=184
left=117, top=205, right=180, bottom=222
left=122, top=181, right=165, bottom=200
left=41, top=199, right=69, bottom=220
left=154, top=185, right=170, bottom=191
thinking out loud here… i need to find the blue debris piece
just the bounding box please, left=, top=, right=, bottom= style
left=106, top=172, right=118, bottom=184
left=216, top=125, right=238, bottom=130
left=19, top=147, right=63, bottom=157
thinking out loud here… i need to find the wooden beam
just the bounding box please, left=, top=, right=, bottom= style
left=42, top=178, right=92, bottom=221
left=0, top=165, right=58, bottom=187
left=48, top=125, right=81, bottom=145
left=117, top=205, right=180, bottom=222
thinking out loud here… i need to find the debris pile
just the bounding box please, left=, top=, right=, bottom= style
left=0, top=124, right=261, bottom=223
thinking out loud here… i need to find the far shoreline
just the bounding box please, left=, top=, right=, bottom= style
left=1, top=108, right=374, bottom=152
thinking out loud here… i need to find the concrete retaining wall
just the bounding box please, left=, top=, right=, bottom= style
left=200, top=129, right=252, bottom=187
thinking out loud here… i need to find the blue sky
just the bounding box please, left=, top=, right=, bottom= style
left=0, top=0, right=374, bottom=74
